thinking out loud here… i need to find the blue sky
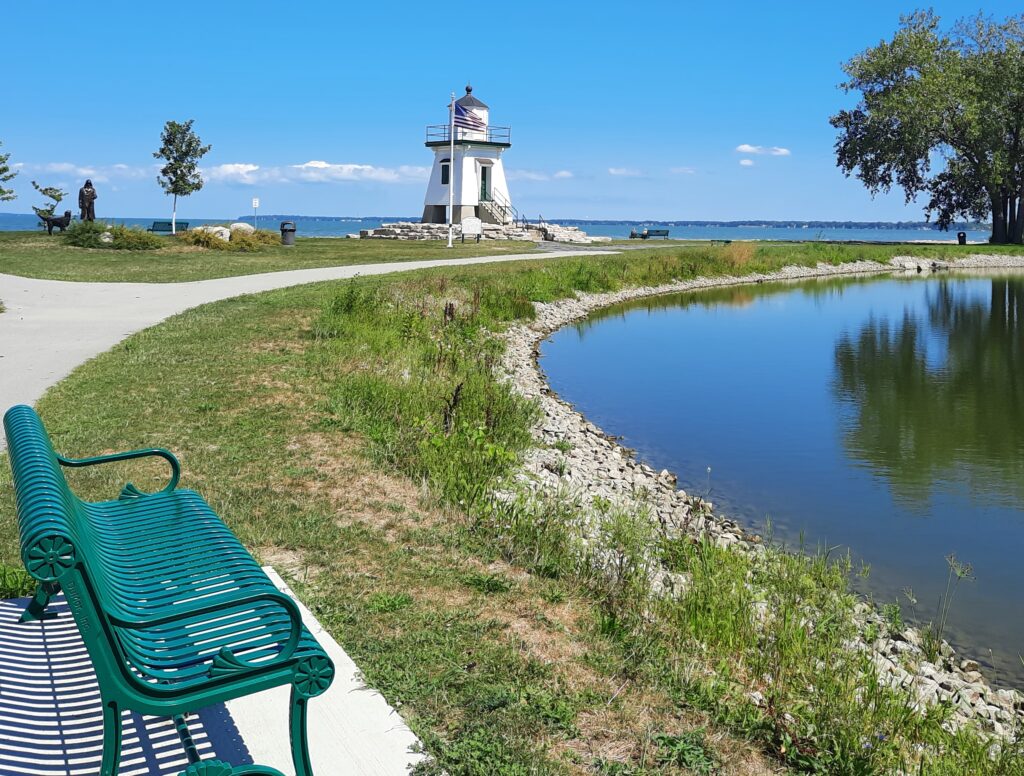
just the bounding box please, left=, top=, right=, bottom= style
left=1, top=1, right=1016, bottom=221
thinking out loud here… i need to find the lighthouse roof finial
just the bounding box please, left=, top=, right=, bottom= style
left=456, top=83, right=488, bottom=110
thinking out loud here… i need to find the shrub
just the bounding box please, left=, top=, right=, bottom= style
left=64, top=221, right=163, bottom=250
left=178, top=227, right=280, bottom=252
left=64, top=220, right=109, bottom=248
left=109, top=225, right=163, bottom=250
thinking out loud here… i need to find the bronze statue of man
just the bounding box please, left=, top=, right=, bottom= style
left=78, top=179, right=97, bottom=222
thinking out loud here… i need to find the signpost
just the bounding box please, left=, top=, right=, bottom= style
left=252, top=197, right=260, bottom=230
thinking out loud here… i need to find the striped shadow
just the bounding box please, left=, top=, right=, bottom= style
left=0, top=597, right=254, bottom=775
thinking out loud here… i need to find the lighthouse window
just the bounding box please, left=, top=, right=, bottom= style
left=441, top=163, right=450, bottom=185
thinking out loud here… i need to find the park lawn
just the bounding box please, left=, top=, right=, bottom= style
left=3, top=245, right=1024, bottom=773
left=0, top=231, right=544, bottom=283
left=2, top=229, right=1023, bottom=284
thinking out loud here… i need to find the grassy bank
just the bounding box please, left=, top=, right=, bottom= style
left=2, top=245, right=1024, bottom=773
left=2, top=232, right=1024, bottom=284
left=0, top=231, right=542, bottom=282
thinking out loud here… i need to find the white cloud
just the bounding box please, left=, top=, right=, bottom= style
left=506, top=169, right=550, bottom=182
left=735, top=144, right=791, bottom=156
left=290, top=160, right=429, bottom=183
left=206, top=163, right=265, bottom=184
left=670, top=166, right=696, bottom=175
left=18, top=161, right=151, bottom=184
left=608, top=167, right=641, bottom=177
left=739, top=159, right=755, bottom=167
left=507, top=169, right=575, bottom=182
left=203, top=160, right=429, bottom=186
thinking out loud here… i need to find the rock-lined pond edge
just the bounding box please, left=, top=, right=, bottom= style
left=500, top=254, right=1024, bottom=738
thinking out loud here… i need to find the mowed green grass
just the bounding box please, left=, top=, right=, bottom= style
left=0, top=231, right=544, bottom=283
left=2, top=230, right=1024, bottom=284
left=3, top=245, right=1024, bottom=773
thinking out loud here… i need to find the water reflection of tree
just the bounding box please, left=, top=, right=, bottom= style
left=571, top=276, right=880, bottom=337
left=833, top=279, right=1024, bottom=506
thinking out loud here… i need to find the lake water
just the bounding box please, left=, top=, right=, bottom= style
left=541, top=272, right=1024, bottom=686
left=0, top=213, right=991, bottom=243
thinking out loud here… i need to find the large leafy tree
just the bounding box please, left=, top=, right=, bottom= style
left=153, top=119, right=211, bottom=234
left=831, top=11, right=1024, bottom=244
left=0, top=141, right=17, bottom=202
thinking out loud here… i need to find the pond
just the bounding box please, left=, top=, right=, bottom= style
left=540, top=272, right=1024, bottom=686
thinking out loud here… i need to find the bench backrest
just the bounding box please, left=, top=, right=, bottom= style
left=3, top=406, right=86, bottom=584
left=150, top=221, right=188, bottom=231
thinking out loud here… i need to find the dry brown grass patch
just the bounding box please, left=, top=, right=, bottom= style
left=259, top=546, right=324, bottom=582
left=723, top=241, right=758, bottom=266
left=286, top=431, right=445, bottom=536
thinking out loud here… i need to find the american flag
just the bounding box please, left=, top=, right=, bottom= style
left=454, top=103, right=487, bottom=132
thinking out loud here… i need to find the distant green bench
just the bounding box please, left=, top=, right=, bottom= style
left=641, top=229, right=670, bottom=239
left=4, top=405, right=334, bottom=776
left=148, top=220, right=189, bottom=233
left=629, top=228, right=671, bottom=240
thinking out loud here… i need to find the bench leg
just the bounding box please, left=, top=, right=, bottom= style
left=100, top=699, right=123, bottom=775
left=289, top=686, right=314, bottom=776
left=20, top=581, right=60, bottom=623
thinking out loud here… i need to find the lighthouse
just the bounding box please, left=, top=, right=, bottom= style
left=421, top=86, right=515, bottom=225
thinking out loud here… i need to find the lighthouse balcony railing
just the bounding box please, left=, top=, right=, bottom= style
left=425, top=125, right=512, bottom=144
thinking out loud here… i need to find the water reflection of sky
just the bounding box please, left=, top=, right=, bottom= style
left=541, top=273, right=1024, bottom=686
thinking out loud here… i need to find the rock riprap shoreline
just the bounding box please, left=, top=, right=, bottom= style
left=357, top=221, right=612, bottom=244
left=499, top=255, right=1024, bottom=738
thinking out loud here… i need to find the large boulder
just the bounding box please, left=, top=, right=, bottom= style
left=192, top=225, right=231, bottom=242
left=229, top=222, right=255, bottom=236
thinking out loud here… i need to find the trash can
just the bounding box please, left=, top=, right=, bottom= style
left=957, top=231, right=967, bottom=245
left=280, top=221, right=296, bottom=247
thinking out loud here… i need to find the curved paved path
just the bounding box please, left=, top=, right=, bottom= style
left=0, top=248, right=611, bottom=426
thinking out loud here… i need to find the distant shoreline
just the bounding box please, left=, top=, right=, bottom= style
left=0, top=212, right=989, bottom=231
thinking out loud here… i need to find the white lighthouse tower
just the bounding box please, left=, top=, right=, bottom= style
left=422, top=86, right=515, bottom=225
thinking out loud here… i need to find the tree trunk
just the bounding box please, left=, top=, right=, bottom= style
left=1013, top=192, right=1024, bottom=245
left=991, top=193, right=1008, bottom=244
left=172, top=194, right=177, bottom=236
left=1009, top=194, right=1018, bottom=243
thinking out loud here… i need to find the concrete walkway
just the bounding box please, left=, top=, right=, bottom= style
left=0, top=248, right=610, bottom=424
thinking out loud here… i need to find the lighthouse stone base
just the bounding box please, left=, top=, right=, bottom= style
left=358, top=222, right=612, bottom=244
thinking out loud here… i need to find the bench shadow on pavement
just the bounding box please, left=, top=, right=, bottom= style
left=0, top=597, right=254, bottom=776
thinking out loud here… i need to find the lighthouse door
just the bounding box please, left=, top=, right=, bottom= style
left=479, top=165, right=491, bottom=202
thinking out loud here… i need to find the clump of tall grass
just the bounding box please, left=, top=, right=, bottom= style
left=478, top=489, right=1021, bottom=773
left=178, top=228, right=279, bottom=251
left=315, top=279, right=536, bottom=508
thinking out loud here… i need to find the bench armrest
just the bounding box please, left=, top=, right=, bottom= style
left=109, top=588, right=304, bottom=665
left=57, top=447, right=181, bottom=494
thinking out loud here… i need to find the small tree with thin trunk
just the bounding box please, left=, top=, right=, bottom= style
left=153, top=119, right=211, bottom=235
left=0, top=141, right=17, bottom=202
left=31, top=181, right=68, bottom=226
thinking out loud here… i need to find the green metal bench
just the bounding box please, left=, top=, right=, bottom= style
left=3, top=405, right=334, bottom=776
left=148, top=220, right=189, bottom=233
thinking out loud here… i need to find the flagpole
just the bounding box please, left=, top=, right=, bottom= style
left=447, top=91, right=455, bottom=249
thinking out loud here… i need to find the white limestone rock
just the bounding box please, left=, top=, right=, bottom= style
left=192, top=225, right=231, bottom=242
